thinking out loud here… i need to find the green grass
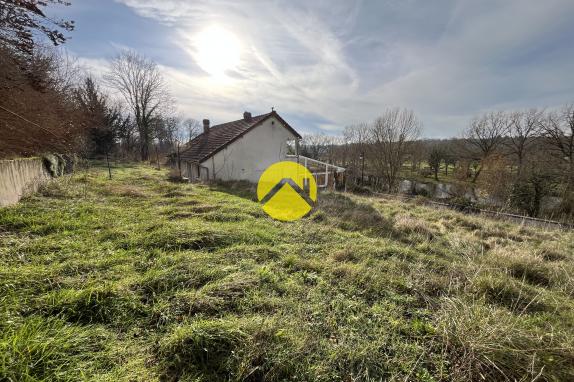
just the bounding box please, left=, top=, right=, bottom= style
left=1, top=162, right=573, bottom=381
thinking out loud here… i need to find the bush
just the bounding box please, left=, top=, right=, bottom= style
left=42, top=154, right=67, bottom=177
left=449, top=196, right=478, bottom=213
left=347, top=183, right=372, bottom=195
left=510, top=175, right=555, bottom=217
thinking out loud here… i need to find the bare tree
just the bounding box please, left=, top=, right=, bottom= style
left=409, top=140, right=426, bottom=173
left=300, top=133, right=332, bottom=160
left=428, top=145, right=444, bottom=181
left=442, top=139, right=459, bottom=176
left=343, top=123, right=370, bottom=165
left=0, top=0, right=74, bottom=56
left=181, top=118, right=201, bottom=143
left=542, top=104, right=574, bottom=192
left=369, top=108, right=421, bottom=192
left=153, top=115, right=179, bottom=148
left=342, top=123, right=370, bottom=184
left=116, top=115, right=137, bottom=158
left=104, top=50, right=172, bottom=161
left=464, top=111, right=507, bottom=182
left=505, top=109, right=543, bottom=177
left=324, top=135, right=346, bottom=165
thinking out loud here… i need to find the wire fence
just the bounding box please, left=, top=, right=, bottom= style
left=371, top=191, right=574, bottom=230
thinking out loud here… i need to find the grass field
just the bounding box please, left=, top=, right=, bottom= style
left=1, top=163, right=573, bottom=381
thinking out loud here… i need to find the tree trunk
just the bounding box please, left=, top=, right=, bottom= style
left=471, top=165, right=482, bottom=183
left=140, top=143, right=149, bottom=161
left=567, top=160, right=574, bottom=194
left=516, top=153, right=523, bottom=179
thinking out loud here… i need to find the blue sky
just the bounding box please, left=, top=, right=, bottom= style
left=52, top=0, right=574, bottom=137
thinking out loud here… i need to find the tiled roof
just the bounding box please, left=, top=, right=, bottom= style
left=179, top=111, right=301, bottom=163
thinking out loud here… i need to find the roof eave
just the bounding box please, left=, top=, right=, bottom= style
left=180, top=111, right=302, bottom=162
left=270, top=110, right=302, bottom=139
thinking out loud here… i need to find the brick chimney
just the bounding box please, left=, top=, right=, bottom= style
left=243, top=111, right=252, bottom=122
left=203, top=119, right=210, bottom=134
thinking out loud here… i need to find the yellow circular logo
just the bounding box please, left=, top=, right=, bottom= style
left=257, top=161, right=317, bottom=221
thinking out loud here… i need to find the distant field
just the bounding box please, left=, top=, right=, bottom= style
left=1, top=163, right=573, bottom=381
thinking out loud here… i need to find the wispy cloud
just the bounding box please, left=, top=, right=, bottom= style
left=72, top=0, right=574, bottom=136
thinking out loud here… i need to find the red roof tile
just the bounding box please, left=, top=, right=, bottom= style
left=179, top=111, right=301, bottom=163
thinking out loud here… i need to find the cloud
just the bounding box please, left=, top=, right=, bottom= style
left=107, top=0, right=574, bottom=137
left=76, top=56, right=110, bottom=78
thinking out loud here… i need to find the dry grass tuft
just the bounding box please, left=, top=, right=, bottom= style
left=394, top=214, right=435, bottom=240
left=485, top=248, right=556, bottom=287
left=436, top=298, right=574, bottom=381
left=110, top=185, right=146, bottom=198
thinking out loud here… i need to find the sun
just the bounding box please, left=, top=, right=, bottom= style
left=194, top=26, right=241, bottom=78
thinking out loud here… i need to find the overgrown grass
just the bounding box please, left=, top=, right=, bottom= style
left=1, top=162, right=573, bottom=381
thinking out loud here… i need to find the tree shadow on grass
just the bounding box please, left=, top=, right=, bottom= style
left=208, top=183, right=425, bottom=243
left=314, top=192, right=398, bottom=236
left=208, top=181, right=258, bottom=202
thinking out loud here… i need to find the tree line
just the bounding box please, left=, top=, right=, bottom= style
left=0, top=0, right=200, bottom=161
left=299, top=106, right=573, bottom=219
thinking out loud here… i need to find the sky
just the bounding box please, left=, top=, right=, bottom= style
left=51, top=0, right=574, bottom=137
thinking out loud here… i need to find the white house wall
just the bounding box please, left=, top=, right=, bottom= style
left=202, top=117, right=296, bottom=183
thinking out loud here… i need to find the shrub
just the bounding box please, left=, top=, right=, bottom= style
left=347, top=183, right=372, bottom=195
left=42, top=154, right=66, bottom=177
left=449, top=197, right=478, bottom=213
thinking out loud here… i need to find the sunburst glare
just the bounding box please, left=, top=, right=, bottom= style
left=193, top=25, right=241, bottom=78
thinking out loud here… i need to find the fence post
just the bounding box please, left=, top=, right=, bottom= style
left=106, top=151, right=112, bottom=180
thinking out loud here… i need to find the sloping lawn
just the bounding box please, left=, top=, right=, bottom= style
left=1, top=163, right=573, bottom=381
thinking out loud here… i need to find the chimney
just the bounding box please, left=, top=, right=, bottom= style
left=203, top=119, right=210, bottom=134
left=243, top=111, right=252, bottom=122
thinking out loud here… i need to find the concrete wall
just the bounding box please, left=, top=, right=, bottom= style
left=0, top=157, right=50, bottom=207
left=203, top=116, right=297, bottom=183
